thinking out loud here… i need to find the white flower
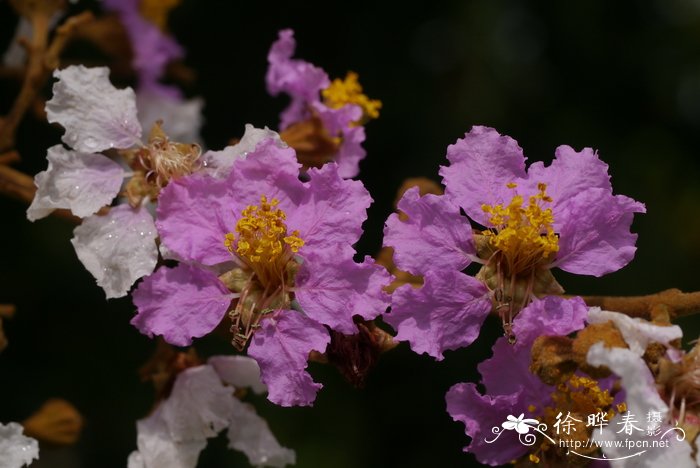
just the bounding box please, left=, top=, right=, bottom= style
left=587, top=343, right=694, bottom=467
left=71, top=205, right=158, bottom=299
left=0, top=422, right=39, bottom=468
left=136, top=90, right=204, bottom=145
left=202, top=124, right=286, bottom=178
left=31, top=65, right=205, bottom=298
left=27, top=145, right=125, bottom=221
left=129, top=356, right=295, bottom=468
left=587, top=307, right=682, bottom=356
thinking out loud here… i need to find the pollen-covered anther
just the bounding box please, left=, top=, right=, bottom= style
left=481, top=182, right=559, bottom=275
left=322, top=71, right=382, bottom=124
left=225, top=195, right=304, bottom=265
left=136, top=121, right=202, bottom=188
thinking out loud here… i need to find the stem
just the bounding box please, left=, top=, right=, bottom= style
left=574, top=288, right=700, bottom=320
left=0, top=11, right=94, bottom=153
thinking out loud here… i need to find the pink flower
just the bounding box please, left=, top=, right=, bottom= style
left=384, top=126, right=645, bottom=358
left=446, top=296, right=587, bottom=465
left=266, top=29, right=379, bottom=178
left=132, top=139, right=390, bottom=406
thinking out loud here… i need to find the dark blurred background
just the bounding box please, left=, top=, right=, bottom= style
left=1, top=0, right=700, bottom=466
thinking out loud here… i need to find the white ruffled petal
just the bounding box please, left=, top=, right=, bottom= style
left=228, top=399, right=295, bottom=467
left=130, top=363, right=294, bottom=467
left=587, top=307, right=683, bottom=355
left=160, top=366, right=235, bottom=441
left=131, top=411, right=206, bottom=468
left=202, top=124, right=286, bottom=178
left=27, top=145, right=124, bottom=221
left=136, top=91, right=204, bottom=144
left=588, top=343, right=666, bottom=417
left=0, top=422, right=39, bottom=468
left=588, top=343, right=695, bottom=467
left=208, top=355, right=267, bottom=394
left=71, top=205, right=157, bottom=299
left=46, top=65, right=142, bottom=153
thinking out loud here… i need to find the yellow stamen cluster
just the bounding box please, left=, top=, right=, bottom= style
left=322, top=72, right=382, bottom=123
left=225, top=195, right=304, bottom=264
left=481, top=183, right=559, bottom=274
left=138, top=121, right=201, bottom=188
left=530, top=375, right=619, bottom=463
left=140, top=0, right=182, bottom=30
left=549, top=375, right=615, bottom=417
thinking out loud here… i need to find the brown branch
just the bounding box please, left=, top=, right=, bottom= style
left=576, top=288, right=700, bottom=321
left=0, top=164, right=35, bottom=203
left=0, top=151, right=21, bottom=165
left=0, top=304, right=16, bottom=319
left=0, top=10, right=94, bottom=153
left=0, top=164, right=79, bottom=222
left=44, top=12, right=94, bottom=70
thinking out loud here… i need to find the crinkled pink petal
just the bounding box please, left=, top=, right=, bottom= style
left=335, top=124, right=366, bottom=179
left=131, top=264, right=234, bottom=346
left=71, top=205, right=158, bottom=299
left=311, top=102, right=366, bottom=178
left=386, top=269, right=491, bottom=360
left=46, top=66, right=141, bottom=153
left=122, top=14, right=183, bottom=88
left=266, top=29, right=329, bottom=129
left=521, top=145, right=612, bottom=214
left=446, top=383, right=530, bottom=466
left=312, top=101, right=361, bottom=135
left=159, top=141, right=367, bottom=266
left=202, top=125, right=285, bottom=179
left=278, top=100, right=309, bottom=132
left=439, top=126, right=527, bottom=225
left=286, top=163, right=372, bottom=256
left=156, top=174, right=234, bottom=266
left=554, top=188, right=646, bottom=276
left=247, top=311, right=330, bottom=407
left=225, top=139, right=306, bottom=212
left=384, top=187, right=474, bottom=276
left=102, top=0, right=184, bottom=88
left=208, top=355, right=266, bottom=394
left=294, top=250, right=391, bottom=334
left=27, top=144, right=125, bottom=221
left=478, top=338, right=554, bottom=406
left=511, top=296, right=588, bottom=350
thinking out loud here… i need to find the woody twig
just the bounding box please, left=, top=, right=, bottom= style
left=0, top=4, right=94, bottom=153
left=577, top=288, right=700, bottom=321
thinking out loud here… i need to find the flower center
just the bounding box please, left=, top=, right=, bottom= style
left=481, top=182, right=559, bottom=276
left=136, top=121, right=201, bottom=188
left=322, top=72, right=382, bottom=124
left=222, top=195, right=304, bottom=351
left=225, top=195, right=304, bottom=265
left=527, top=375, right=621, bottom=463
